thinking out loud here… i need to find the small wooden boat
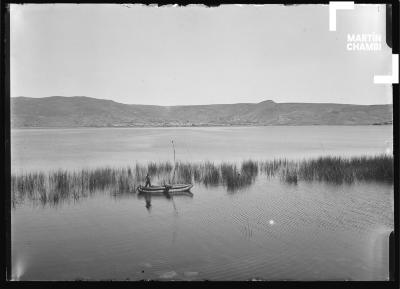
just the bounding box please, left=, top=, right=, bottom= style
left=137, top=184, right=193, bottom=194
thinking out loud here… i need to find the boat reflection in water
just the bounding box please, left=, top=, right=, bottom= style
left=137, top=190, right=194, bottom=212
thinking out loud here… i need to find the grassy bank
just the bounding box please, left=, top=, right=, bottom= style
left=11, top=155, right=393, bottom=206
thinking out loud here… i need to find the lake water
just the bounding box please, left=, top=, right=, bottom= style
left=11, top=126, right=394, bottom=280
left=11, top=126, right=393, bottom=172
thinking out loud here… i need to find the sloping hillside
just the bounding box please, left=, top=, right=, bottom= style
left=11, top=96, right=393, bottom=127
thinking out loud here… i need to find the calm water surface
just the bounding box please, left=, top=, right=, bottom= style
left=11, top=126, right=394, bottom=280
left=12, top=126, right=392, bottom=172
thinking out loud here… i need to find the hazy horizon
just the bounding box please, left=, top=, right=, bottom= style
left=11, top=4, right=392, bottom=106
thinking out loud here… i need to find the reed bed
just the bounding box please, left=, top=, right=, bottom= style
left=296, top=155, right=393, bottom=184
left=11, top=167, right=138, bottom=207
left=11, top=155, right=393, bottom=206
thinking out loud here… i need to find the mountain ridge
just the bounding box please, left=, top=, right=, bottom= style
left=11, top=96, right=393, bottom=128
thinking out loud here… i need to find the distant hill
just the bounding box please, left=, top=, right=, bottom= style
left=11, top=96, right=393, bottom=128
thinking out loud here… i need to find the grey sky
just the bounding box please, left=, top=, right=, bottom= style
left=11, top=4, right=392, bottom=105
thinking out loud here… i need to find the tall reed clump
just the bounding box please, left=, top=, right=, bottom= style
left=135, top=163, right=146, bottom=182
left=11, top=172, right=47, bottom=205
left=259, top=159, right=288, bottom=177
left=112, top=167, right=137, bottom=195
left=201, top=162, right=220, bottom=186
left=147, top=161, right=174, bottom=177
left=279, top=163, right=298, bottom=184
left=220, top=163, right=242, bottom=191
left=174, top=162, right=194, bottom=184
left=352, top=155, right=393, bottom=182
left=241, top=160, right=258, bottom=180
left=155, top=162, right=198, bottom=185
left=297, top=157, right=353, bottom=184
left=220, top=163, right=239, bottom=190
left=219, top=160, right=259, bottom=191
left=296, top=155, right=393, bottom=184
left=48, top=170, right=71, bottom=204
left=12, top=167, right=141, bottom=207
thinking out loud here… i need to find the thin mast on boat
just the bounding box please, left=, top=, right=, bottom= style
left=171, top=140, right=176, bottom=183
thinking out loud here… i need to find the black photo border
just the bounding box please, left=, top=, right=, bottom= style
left=1, top=0, right=399, bottom=288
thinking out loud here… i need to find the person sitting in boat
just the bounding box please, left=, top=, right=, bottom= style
left=144, top=173, right=151, bottom=187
